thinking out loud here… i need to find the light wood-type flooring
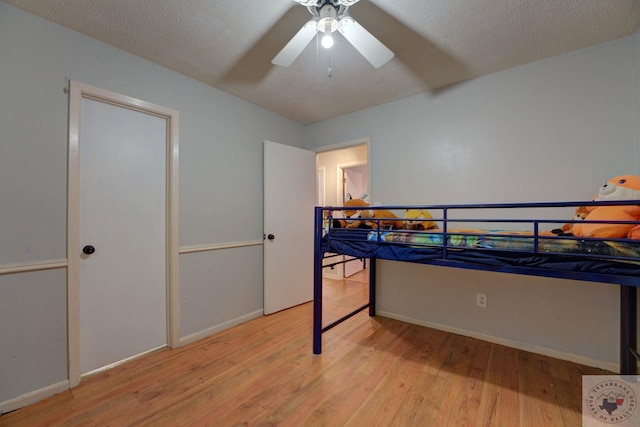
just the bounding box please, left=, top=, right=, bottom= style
left=1, top=269, right=609, bottom=426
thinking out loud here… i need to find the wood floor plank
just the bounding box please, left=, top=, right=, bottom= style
left=345, top=326, right=431, bottom=425
left=452, top=339, right=493, bottom=426
left=476, top=345, right=504, bottom=427
left=519, top=352, right=564, bottom=427
left=389, top=327, right=454, bottom=426
left=301, top=320, right=413, bottom=426
left=258, top=320, right=406, bottom=425
left=142, top=305, right=378, bottom=426
left=1, top=269, right=611, bottom=426
left=497, top=344, right=523, bottom=427
left=127, top=316, right=315, bottom=425
left=238, top=318, right=381, bottom=426
left=430, top=335, right=480, bottom=426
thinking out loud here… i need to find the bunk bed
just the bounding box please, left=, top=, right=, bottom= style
left=312, top=200, right=640, bottom=374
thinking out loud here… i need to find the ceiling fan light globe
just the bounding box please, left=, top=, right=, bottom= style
left=321, top=34, right=334, bottom=49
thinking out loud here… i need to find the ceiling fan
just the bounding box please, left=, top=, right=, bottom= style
left=272, top=0, right=394, bottom=69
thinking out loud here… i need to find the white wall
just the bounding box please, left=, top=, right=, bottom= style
left=305, top=33, right=640, bottom=370
left=0, top=2, right=304, bottom=405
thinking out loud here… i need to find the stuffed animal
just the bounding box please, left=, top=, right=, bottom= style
left=572, top=175, right=640, bottom=239
left=333, top=193, right=403, bottom=229
left=333, top=193, right=373, bottom=229
left=551, top=205, right=589, bottom=236
left=403, top=209, right=438, bottom=230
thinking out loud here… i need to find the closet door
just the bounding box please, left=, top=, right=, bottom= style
left=79, top=97, right=167, bottom=375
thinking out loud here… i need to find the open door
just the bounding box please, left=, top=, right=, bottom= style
left=263, top=141, right=316, bottom=314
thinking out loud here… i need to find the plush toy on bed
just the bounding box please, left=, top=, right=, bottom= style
left=333, top=193, right=373, bottom=229
left=552, top=205, right=590, bottom=236
left=333, top=193, right=403, bottom=230
left=571, top=175, right=640, bottom=239
left=403, top=209, right=438, bottom=230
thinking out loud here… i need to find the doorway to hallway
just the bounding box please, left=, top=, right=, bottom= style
left=315, top=139, right=370, bottom=280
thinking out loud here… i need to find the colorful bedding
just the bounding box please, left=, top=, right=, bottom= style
left=321, top=227, right=640, bottom=278
left=365, top=229, right=640, bottom=260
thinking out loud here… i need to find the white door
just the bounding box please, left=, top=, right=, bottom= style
left=263, top=141, right=316, bottom=314
left=343, top=167, right=366, bottom=277
left=79, top=98, right=167, bottom=375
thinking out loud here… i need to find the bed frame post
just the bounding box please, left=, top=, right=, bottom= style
left=313, top=207, right=324, bottom=355
left=369, top=258, right=376, bottom=316
left=620, top=285, right=638, bottom=375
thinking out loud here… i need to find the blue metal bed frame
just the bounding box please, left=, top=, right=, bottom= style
left=312, top=201, right=640, bottom=374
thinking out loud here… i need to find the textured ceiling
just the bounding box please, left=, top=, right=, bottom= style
left=6, top=0, right=640, bottom=124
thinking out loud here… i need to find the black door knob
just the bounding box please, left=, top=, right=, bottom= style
left=267, top=234, right=275, bottom=241
left=82, top=245, right=95, bottom=255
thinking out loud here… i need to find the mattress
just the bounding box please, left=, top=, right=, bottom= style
left=322, top=228, right=640, bottom=279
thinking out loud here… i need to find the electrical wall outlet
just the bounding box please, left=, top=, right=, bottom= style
left=476, top=293, right=488, bottom=308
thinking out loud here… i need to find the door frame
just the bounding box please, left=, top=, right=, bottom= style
left=314, top=137, right=371, bottom=279
left=67, top=81, right=180, bottom=387
left=313, top=136, right=372, bottom=203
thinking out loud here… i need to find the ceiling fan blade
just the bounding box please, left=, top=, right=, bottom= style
left=338, top=16, right=394, bottom=68
left=272, top=19, right=318, bottom=67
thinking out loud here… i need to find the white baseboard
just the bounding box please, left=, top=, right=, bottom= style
left=0, top=380, right=69, bottom=415
left=179, top=309, right=264, bottom=347
left=377, top=310, right=620, bottom=373
left=82, top=345, right=166, bottom=378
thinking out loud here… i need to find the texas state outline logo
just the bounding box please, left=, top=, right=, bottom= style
left=583, top=376, right=639, bottom=426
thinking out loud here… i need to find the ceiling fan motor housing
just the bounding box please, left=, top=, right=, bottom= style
left=300, top=0, right=358, bottom=11
left=300, top=0, right=345, bottom=7
left=318, top=4, right=339, bottom=33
